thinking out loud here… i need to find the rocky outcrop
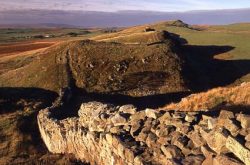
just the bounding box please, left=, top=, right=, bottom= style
left=38, top=98, right=250, bottom=165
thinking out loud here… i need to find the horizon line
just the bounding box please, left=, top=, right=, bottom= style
left=1, top=7, right=250, bottom=13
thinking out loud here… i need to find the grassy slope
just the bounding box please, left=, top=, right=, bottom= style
left=0, top=38, right=186, bottom=96
left=162, top=82, right=250, bottom=112
left=69, top=40, right=185, bottom=96
left=91, top=21, right=250, bottom=87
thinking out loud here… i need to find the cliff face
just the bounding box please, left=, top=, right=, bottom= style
left=37, top=84, right=250, bottom=165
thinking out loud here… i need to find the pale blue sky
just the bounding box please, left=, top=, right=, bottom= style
left=1, top=0, right=250, bottom=12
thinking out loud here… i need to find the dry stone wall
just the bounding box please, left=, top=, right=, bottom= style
left=38, top=100, right=250, bottom=165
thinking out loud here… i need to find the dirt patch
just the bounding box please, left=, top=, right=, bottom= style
left=0, top=42, right=56, bottom=57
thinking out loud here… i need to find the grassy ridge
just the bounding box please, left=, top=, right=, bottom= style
left=163, top=82, right=250, bottom=111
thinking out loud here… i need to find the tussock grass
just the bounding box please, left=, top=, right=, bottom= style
left=162, top=82, right=250, bottom=111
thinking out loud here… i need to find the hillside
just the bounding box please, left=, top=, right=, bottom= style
left=0, top=30, right=187, bottom=97
left=92, top=21, right=250, bottom=91
left=163, top=82, right=250, bottom=112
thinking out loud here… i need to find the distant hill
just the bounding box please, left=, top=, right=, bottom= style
left=0, top=23, right=79, bottom=29
left=1, top=8, right=250, bottom=27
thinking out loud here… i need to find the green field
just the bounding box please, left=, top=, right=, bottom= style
left=0, top=28, right=107, bottom=44
left=153, top=23, right=250, bottom=60
left=150, top=22, right=250, bottom=84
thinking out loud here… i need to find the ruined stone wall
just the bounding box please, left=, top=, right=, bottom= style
left=38, top=100, right=250, bottom=165
left=38, top=107, right=142, bottom=165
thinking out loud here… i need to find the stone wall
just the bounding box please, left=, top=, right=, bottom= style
left=37, top=87, right=144, bottom=165
left=38, top=107, right=137, bottom=164
left=38, top=99, right=250, bottom=165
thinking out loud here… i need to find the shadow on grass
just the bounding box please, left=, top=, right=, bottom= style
left=0, top=87, right=57, bottom=114
left=181, top=45, right=250, bottom=91
left=0, top=87, right=58, bottom=159
left=0, top=87, right=87, bottom=164
left=54, top=90, right=191, bottom=120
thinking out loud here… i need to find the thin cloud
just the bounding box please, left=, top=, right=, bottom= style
left=1, top=0, right=250, bottom=12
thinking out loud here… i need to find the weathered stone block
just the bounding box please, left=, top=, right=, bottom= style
left=226, top=136, right=250, bottom=165
left=188, top=131, right=206, bottom=148
left=185, top=114, right=197, bottom=123
left=125, top=149, right=135, bottom=163
left=111, top=113, right=127, bottom=126
left=130, top=111, right=146, bottom=122
left=237, top=114, right=250, bottom=129
left=200, top=129, right=229, bottom=154
left=106, top=134, right=113, bottom=145
left=182, top=155, right=205, bottom=165
left=158, top=112, right=171, bottom=124
left=219, top=110, right=234, bottom=119
left=160, top=145, right=182, bottom=159
left=213, top=155, right=243, bottom=165
left=119, top=105, right=137, bottom=115
left=207, top=118, right=217, bottom=129
left=145, top=108, right=158, bottom=119
left=146, top=132, right=158, bottom=147
left=172, top=112, right=186, bottom=119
